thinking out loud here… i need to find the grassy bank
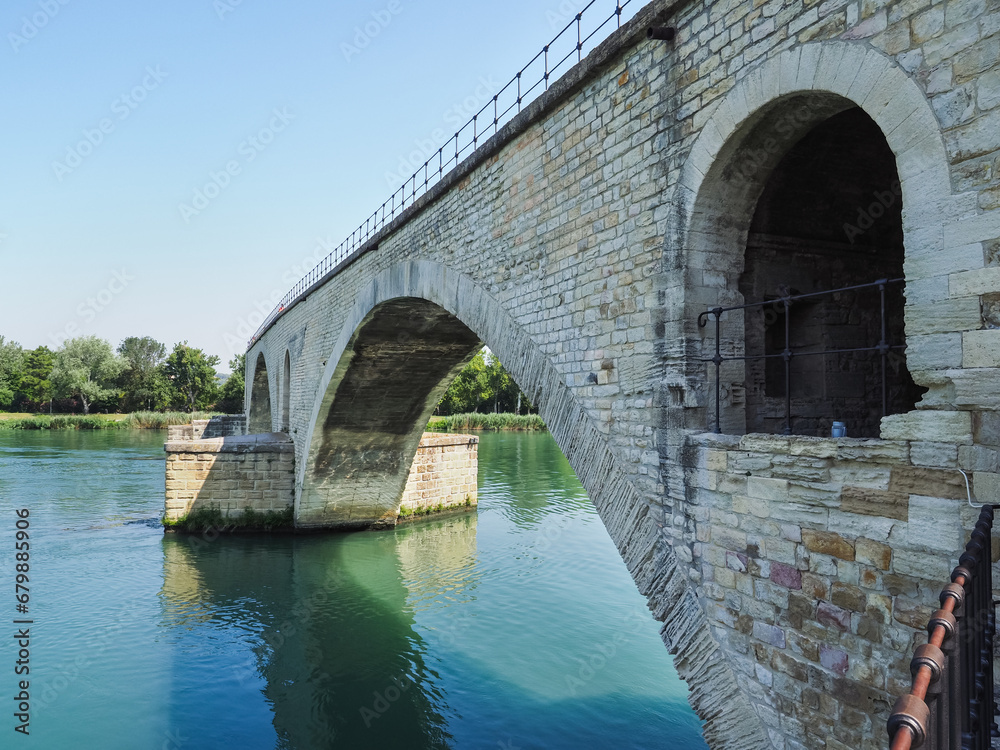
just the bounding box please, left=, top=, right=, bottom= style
left=427, top=412, right=546, bottom=432
left=0, top=411, right=221, bottom=430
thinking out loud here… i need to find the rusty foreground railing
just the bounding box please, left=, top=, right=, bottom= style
left=888, top=504, right=1000, bottom=750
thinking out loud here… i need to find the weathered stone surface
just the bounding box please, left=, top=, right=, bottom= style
left=963, top=329, right=1000, bottom=367
left=771, top=562, right=803, bottom=590
left=888, top=465, right=973, bottom=500
left=817, top=602, right=852, bottom=632
left=840, top=486, right=909, bottom=521
left=881, top=411, right=974, bottom=444
left=820, top=645, right=849, bottom=676
left=802, top=529, right=856, bottom=561
left=855, top=538, right=893, bottom=570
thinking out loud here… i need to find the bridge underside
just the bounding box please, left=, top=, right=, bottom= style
left=298, top=298, right=480, bottom=529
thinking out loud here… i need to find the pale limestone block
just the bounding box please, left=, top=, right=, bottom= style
left=881, top=410, right=973, bottom=444
left=777, top=47, right=802, bottom=95
left=907, top=495, right=965, bottom=552
left=973, top=472, right=1000, bottom=504
left=846, top=48, right=892, bottom=104
left=904, top=297, right=981, bottom=335
left=895, top=132, right=950, bottom=183
left=910, top=441, right=959, bottom=468
left=794, top=43, right=823, bottom=92
left=827, top=508, right=896, bottom=540
left=906, top=333, right=963, bottom=370
left=886, top=101, right=943, bottom=156
left=812, top=43, right=850, bottom=93
left=830, top=41, right=869, bottom=96
left=950, top=266, right=1000, bottom=297
left=950, top=369, right=1000, bottom=408
left=962, top=329, right=1000, bottom=367
left=944, top=212, right=1000, bottom=246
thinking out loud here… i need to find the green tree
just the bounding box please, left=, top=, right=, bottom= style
left=18, top=346, right=54, bottom=410
left=51, top=336, right=125, bottom=414
left=216, top=353, right=246, bottom=414
left=436, top=347, right=535, bottom=416
left=0, top=337, right=25, bottom=409
left=437, top=349, right=491, bottom=415
left=164, top=342, right=220, bottom=412
left=118, top=336, right=168, bottom=411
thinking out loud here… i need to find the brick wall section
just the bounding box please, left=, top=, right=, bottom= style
left=163, top=433, right=295, bottom=521
left=682, top=430, right=998, bottom=750
left=399, top=434, right=479, bottom=515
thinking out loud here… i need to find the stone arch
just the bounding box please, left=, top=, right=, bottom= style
left=675, top=41, right=951, bottom=435
left=281, top=350, right=291, bottom=432
left=296, top=259, right=771, bottom=749
left=248, top=352, right=273, bottom=434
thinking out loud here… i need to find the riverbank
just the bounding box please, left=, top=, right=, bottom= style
left=426, top=412, right=546, bottom=432
left=0, top=411, right=222, bottom=430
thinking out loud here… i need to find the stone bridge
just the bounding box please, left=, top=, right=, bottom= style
left=244, top=0, right=1000, bottom=747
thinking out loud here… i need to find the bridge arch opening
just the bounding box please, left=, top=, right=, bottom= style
left=248, top=352, right=272, bottom=433
left=298, top=297, right=481, bottom=529
left=281, top=350, right=291, bottom=432
left=687, top=92, right=921, bottom=437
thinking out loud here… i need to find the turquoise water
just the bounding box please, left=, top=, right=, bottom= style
left=0, top=430, right=705, bottom=749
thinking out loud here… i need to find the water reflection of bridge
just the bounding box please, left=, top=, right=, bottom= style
left=159, top=511, right=477, bottom=748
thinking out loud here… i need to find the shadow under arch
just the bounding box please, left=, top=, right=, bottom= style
left=248, top=351, right=272, bottom=434
left=675, top=41, right=952, bottom=435
left=296, top=259, right=763, bottom=748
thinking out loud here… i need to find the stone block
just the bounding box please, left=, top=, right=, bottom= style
left=753, top=621, right=786, bottom=649
left=963, top=329, right=1000, bottom=367
left=770, top=561, right=802, bottom=590
left=888, top=465, right=972, bottom=500
left=880, top=410, right=973, bottom=444
left=802, top=529, right=855, bottom=560
left=855, top=538, right=892, bottom=570
left=801, top=572, right=829, bottom=600
left=817, top=601, right=851, bottom=632
left=819, top=645, right=849, bottom=676
left=909, top=441, right=959, bottom=468
left=892, top=597, right=933, bottom=629
left=905, top=333, right=963, bottom=371
left=907, top=495, right=965, bottom=552
left=831, top=582, right=867, bottom=612
left=840, top=486, right=908, bottom=521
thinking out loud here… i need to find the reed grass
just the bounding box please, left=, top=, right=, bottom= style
left=426, top=412, right=546, bottom=432
left=0, top=411, right=222, bottom=430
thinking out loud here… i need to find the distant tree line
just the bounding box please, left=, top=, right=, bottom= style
left=436, top=348, right=536, bottom=416
left=0, top=335, right=245, bottom=415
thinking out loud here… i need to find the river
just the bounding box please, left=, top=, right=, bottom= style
left=0, top=429, right=705, bottom=749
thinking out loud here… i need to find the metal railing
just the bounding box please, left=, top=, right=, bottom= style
left=697, top=277, right=906, bottom=435
left=888, top=502, right=1000, bottom=750
left=248, top=0, right=636, bottom=349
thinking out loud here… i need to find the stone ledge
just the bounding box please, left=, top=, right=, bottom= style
left=164, top=432, right=294, bottom=454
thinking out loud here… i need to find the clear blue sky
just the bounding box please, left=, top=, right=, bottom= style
left=0, top=0, right=639, bottom=371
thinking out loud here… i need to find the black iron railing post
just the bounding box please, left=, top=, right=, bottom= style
left=697, top=307, right=723, bottom=434
left=783, top=296, right=792, bottom=435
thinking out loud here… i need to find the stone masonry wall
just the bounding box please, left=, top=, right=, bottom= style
left=164, top=433, right=296, bottom=522
left=398, top=434, right=479, bottom=516
left=681, top=429, right=998, bottom=750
